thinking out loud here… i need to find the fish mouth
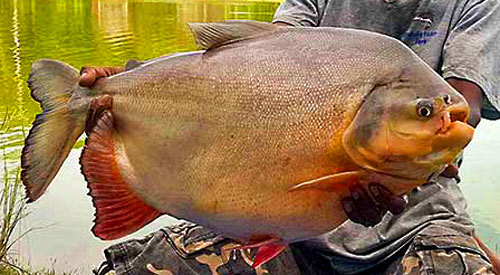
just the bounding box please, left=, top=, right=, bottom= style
left=449, top=107, right=468, bottom=124
left=432, top=103, right=474, bottom=153
left=436, top=102, right=469, bottom=134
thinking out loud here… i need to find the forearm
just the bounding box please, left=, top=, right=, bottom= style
left=446, top=78, right=483, bottom=127
left=473, top=232, right=500, bottom=274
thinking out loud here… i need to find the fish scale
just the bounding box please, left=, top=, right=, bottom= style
left=99, top=33, right=370, bottom=239
left=21, top=21, right=473, bottom=267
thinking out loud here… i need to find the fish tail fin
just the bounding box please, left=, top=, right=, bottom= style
left=22, top=59, right=86, bottom=202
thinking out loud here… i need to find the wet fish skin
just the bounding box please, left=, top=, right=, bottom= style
left=21, top=21, right=473, bottom=246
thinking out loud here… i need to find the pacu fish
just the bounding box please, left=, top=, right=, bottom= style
left=21, top=21, right=474, bottom=267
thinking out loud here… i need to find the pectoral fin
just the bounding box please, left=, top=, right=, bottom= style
left=288, top=171, right=368, bottom=192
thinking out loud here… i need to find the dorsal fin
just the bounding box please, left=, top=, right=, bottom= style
left=188, top=20, right=277, bottom=50
left=125, top=59, right=144, bottom=71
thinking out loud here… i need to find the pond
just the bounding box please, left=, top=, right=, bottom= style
left=0, top=0, right=498, bottom=273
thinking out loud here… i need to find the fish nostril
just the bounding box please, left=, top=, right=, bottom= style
left=443, top=95, right=451, bottom=105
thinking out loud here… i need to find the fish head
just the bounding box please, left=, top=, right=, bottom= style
left=342, top=64, right=474, bottom=181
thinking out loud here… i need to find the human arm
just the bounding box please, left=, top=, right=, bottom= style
left=446, top=78, right=483, bottom=128
left=336, top=0, right=500, bottom=227
left=441, top=0, right=500, bottom=121
left=473, top=231, right=500, bottom=274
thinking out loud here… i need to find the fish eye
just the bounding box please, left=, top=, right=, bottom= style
left=443, top=95, right=451, bottom=104
left=416, top=101, right=434, bottom=118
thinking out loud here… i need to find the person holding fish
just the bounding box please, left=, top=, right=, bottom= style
left=21, top=0, right=498, bottom=274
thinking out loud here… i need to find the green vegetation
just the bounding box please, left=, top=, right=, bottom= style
left=0, top=108, right=28, bottom=273
left=0, top=1, right=281, bottom=272
left=0, top=108, right=77, bottom=275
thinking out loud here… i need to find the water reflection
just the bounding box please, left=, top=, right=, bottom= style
left=0, top=0, right=280, bottom=129
left=92, top=0, right=133, bottom=48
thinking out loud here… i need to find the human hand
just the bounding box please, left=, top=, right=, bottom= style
left=79, top=66, right=125, bottom=87
left=342, top=164, right=460, bottom=227
left=439, top=163, right=461, bottom=182
left=341, top=183, right=406, bottom=227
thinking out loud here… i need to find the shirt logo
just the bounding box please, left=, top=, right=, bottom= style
left=401, top=30, right=438, bottom=45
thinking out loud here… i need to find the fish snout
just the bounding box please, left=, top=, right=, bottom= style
left=432, top=100, right=474, bottom=151
left=447, top=98, right=469, bottom=124
left=437, top=99, right=469, bottom=132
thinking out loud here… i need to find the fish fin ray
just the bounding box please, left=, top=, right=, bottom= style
left=22, top=59, right=84, bottom=202
left=252, top=243, right=286, bottom=268
left=288, top=171, right=367, bottom=192
left=188, top=20, right=276, bottom=50
left=80, top=111, right=162, bottom=240
left=226, top=238, right=285, bottom=269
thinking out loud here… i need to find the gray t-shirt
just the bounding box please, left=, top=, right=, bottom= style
left=273, top=0, right=500, bottom=273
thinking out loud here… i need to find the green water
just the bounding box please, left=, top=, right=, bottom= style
left=0, top=0, right=498, bottom=273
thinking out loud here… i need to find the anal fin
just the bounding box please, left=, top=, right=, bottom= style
left=225, top=237, right=286, bottom=268
left=252, top=243, right=286, bottom=268
left=80, top=109, right=161, bottom=240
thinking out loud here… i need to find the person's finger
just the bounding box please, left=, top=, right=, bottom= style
left=368, top=183, right=387, bottom=213
left=369, top=183, right=406, bottom=216
left=79, top=67, right=125, bottom=87
left=350, top=185, right=383, bottom=226
left=101, top=66, right=125, bottom=76
left=342, top=198, right=365, bottom=225
left=439, top=164, right=461, bottom=183
left=386, top=196, right=406, bottom=215
left=79, top=67, right=98, bottom=87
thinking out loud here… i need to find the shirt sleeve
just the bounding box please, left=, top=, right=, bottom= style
left=442, top=0, right=500, bottom=120
left=272, top=0, right=325, bottom=27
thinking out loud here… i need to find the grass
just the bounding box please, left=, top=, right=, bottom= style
left=0, top=108, right=77, bottom=275
left=0, top=108, right=29, bottom=267
left=0, top=155, right=28, bottom=265
left=0, top=107, right=29, bottom=273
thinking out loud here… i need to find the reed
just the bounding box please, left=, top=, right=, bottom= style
left=0, top=108, right=78, bottom=275
left=0, top=108, right=30, bottom=272
left=0, top=156, right=27, bottom=264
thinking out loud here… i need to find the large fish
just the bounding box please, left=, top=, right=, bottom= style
left=21, top=21, right=474, bottom=267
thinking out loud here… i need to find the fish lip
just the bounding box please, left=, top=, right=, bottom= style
left=449, top=107, right=468, bottom=124
left=430, top=119, right=474, bottom=163
left=436, top=102, right=469, bottom=134
left=437, top=120, right=474, bottom=145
